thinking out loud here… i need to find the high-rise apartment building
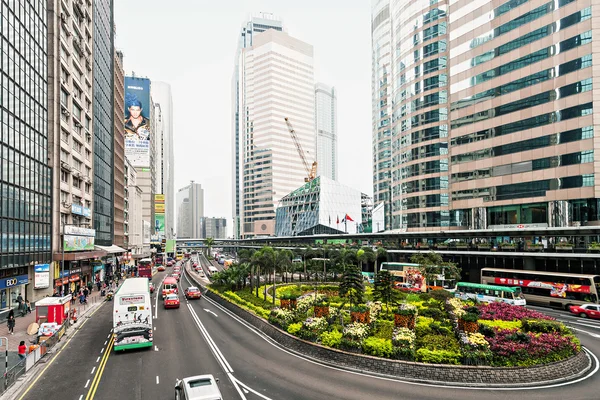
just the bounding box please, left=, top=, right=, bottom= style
left=1, top=0, right=53, bottom=302
left=371, top=0, right=393, bottom=230
left=315, top=83, right=338, bottom=181
left=200, top=218, right=227, bottom=239
left=237, top=29, right=315, bottom=238
left=151, top=82, right=175, bottom=239
left=113, top=50, right=125, bottom=247
left=176, top=182, right=204, bottom=238
left=93, top=0, right=115, bottom=245
left=124, top=158, right=143, bottom=254
left=232, top=14, right=283, bottom=239
left=373, top=0, right=600, bottom=231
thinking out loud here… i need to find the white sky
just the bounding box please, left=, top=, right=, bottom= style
left=114, top=0, right=373, bottom=228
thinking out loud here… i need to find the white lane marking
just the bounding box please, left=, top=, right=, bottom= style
left=154, top=326, right=156, bottom=331
left=154, top=278, right=164, bottom=320
left=107, top=334, right=111, bottom=339
left=233, top=376, right=272, bottom=399
left=156, top=376, right=159, bottom=385
left=79, top=395, right=83, bottom=400
left=100, top=347, right=105, bottom=354
left=91, top=367, right=96, bottom=374
left=96, top=357, right=100, bottom=363
left=187, top=304, right=233, bottom=372
left=104, top=340, right=107, bottom=345
left=570, top=327, right=600, bottom=338
left=198, top=283, right=600, bottom=392
left=84, top=379, right=90, bottom=388
left=155, top=346, right=158, bottom=351
left=204, top=309, right=218, bottom=317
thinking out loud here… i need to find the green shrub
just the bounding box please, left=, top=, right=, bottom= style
left=420, top=307, right=444, bottom=319
left=478, top=319, right=522, bottom=331
left=373, top=320, right=394, bottom=339
left=461, top=312, right=479, bottom=322
left=340, top=338, right=362, bottom=352
left=521, top=318, right=569, bottom=334
left=392, top=346, right=415, bottom=361
left=320, top=329, right=343, bottom=348
left=429, top=289, right=454, bottom=303
left=362, top=337, right=394, bottom=358
left=287, top=322, right=303, bottom=335
left=417, top=334, right=461, bottom=353
left=415, top=348, right=461, bottom=364
left=418, top=293, right=432, bottom=302
left=298, top=329, right=318, bottom=342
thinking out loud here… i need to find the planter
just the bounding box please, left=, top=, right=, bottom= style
left=280, top=299, right=297, bottom=310
left=455, top=245, right=469, bottom=250
left=556, top=246, right=573, bottom=251
left=394, top=313, right=416, bottom=329
left=477, top=245, right=491, bottom=251
left=461, top=320, right=479, bottom=333
left=314, top=305, right=330, bottom=318
left=351, top=310, right=370, bottom=324
left=525, top=246, right=543, bottom=252
left=458, top=319, right=465, bottom=331
left=435, top=245, right=448, bottom=250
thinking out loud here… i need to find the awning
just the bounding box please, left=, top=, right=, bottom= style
left=94, top=245, right=127, bottom=254
left=53, top=250, right=107, bottom=261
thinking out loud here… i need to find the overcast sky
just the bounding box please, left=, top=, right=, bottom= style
left=114, top=1, right=373, bottom=232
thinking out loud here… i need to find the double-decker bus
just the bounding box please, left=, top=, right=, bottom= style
left=380, top=262, right=456, bottom=291
left=453, top=282, right=526, bottom=306
left=137, top=258, right=153, bottom=279
left=481, top=268, right=600, bottom=310
left=113, top=278, right=153, bottom=351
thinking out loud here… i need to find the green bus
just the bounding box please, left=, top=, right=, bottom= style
left=453, top=282, right=526, bottom=306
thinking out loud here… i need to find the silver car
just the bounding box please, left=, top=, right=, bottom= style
left=175, top=375, right=222, bottom=400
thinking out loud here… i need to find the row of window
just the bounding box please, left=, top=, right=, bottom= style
left=395, top=159, right=448, bottom=180
left=394, top=209, right=471, bottom=229
left=452, top=78, right=592, bottom=129
left=451, top=31, right=591, bottom=95
left=400, top=176, right=449, bottom=195
left=451, top=7, right=591, bottom=76
left=402, top=194, right=449, bottom=210
left=0, top=184, right=51, bottom=223
left=452, top=174, right=594, bottom=202
left=452, top=54, right=591, bottom=112
left=452, top=126, right=593, bottom=165
left=451, top=103, right=593, bottom=146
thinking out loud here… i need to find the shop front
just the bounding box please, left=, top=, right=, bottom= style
left=0, top=274, right=30, bottom=311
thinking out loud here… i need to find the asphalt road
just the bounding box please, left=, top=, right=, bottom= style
left=17, top=262, right=600, bottom=400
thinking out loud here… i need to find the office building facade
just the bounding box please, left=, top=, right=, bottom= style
left=1, top=0, right=53, bottom=303
left=232, top=14, right=283, bottom=239
left=113, top=50, right=125, bottom=247
left=373, top=0, right=600, bottom=230
left=176, top=182, right=204, bottom=238
left=200, top=217, right=227, bottom=239
left=315, top=83, right=338, bottom=181
left=92, top=0, right=114, bottom=245
left=151, top=81, right=175, bottom=239
left=237, top=29, right=315, bottom=238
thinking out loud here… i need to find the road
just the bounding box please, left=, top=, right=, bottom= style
left=17, top=261, right=600, bottom=400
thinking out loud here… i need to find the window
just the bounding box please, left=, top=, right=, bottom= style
left=60, top=191, right=69, bottom=203
left=60, top=89, right=69, bottom=107
left=85, top=183, right=91, bottom=193
left=72, top=104, right=82, bottom=121
left=73, top=178, right=81, bottom=189
left=73, top=158, right=83, bottom=171
left=73, top=140, right=83, bottom=153
left=61, top=130, right=69, bottom=144
left=60, top=149, right=70, bottom=162
left=60, top=171, right=69, bottom=183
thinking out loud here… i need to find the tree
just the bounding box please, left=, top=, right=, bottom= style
left=410, top=252, right=461, bottom=289
left=275, top=249, right=293, bottom=285
left=204, top=237, right=215, bottom=258
left=374, top=247, right=388, bottom=274
left=357, top=247, right=375, bottom=272
left=373, top=270, right=396, bottom=315
left=339, top=266, right=365, bottom=308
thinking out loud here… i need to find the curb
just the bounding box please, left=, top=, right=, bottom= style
left=0, top=299, right=106, bottom=400
left=183, top=263, right=595, bottom=388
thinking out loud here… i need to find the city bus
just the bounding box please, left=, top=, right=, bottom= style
left=137, top=258, right=153, bottom=279
left=113, top=278, right=153, bottom=351
left=380, top=262, right=456, bottom=291
left=453, top=282, right=526, bottom=306
left=481, top=268, right=600, bottom=310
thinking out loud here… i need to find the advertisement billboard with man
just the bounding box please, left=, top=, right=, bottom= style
left=124, top=77, right=151, bottom=167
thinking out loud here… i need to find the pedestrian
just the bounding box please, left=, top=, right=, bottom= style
left=7, top=309, right=15, bottom=335
left=87, top=280, right=93, bottom=293
left=18, top=341, right=26, bottom=360
left=96, top=280, right=101, bottom=292
left=83, top=287, right=89, bottom=299
left=15, top=293, right=24, bottom=316
left=25, top=300, right=31, bottom=314
left=79, top=292, right=86, bottom=304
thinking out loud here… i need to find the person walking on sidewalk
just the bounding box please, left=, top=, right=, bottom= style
left=87, top=280, right=93, bottom=293
left=25, top=299, right=31, bottom=314
left=15, top=293, right=25, bottom=316
left=7, top=309, right=15, bottom=334
left=18, top=341, right=26, bottom=360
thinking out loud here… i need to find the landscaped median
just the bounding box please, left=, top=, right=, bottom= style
left=186, top=270, right=592, bottom=386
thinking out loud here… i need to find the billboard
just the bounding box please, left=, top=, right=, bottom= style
left=63, top=235, right=95, bottom=251
left=124, top=77, right=151, bottom=167
left=155, top=214, right=165, bottom=235
left=34, top=264, right=50, bottom=289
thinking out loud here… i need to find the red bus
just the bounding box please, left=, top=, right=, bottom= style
left=138, top=258, right=153, bottom=280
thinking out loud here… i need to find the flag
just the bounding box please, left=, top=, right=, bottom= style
left=329, top=216, right=331, bottom=225
left=345, top=213, right=354, bottom=222
left=336, top=216, right=339, bottom=224
left=341, top=216, right=345, bottom=223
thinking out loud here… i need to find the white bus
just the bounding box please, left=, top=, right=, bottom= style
left=113, top=278, right=153, bottom=351
left=453, top=282, right=526, bottom=306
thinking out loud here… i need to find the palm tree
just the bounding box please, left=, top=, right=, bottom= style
left=204, top=237, right=215, bottom=258
left=374, top=247, right=388, bottom=274
left=357, top=246, right=375, bottom=273
left=339, top=266, right=365, bottom=308
left=275, top=249, right=293, bottom=285
left=410, top=252, right=461, bottom=289
left=300, top=246, right=315, bottom=281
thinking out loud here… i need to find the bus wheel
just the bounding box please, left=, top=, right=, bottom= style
left=580, top=312, right=588, bottom=318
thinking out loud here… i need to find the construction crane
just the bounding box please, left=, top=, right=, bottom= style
left=284, top=117, right=317, bottom=182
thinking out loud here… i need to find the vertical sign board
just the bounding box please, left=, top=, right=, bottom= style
left=155, top=194, right=165, bottom=237
left=124, top=77, right=151, bottom=167
left=34, top=264, right=50, bottom=289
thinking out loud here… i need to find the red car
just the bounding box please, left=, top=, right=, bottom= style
left=149, top=282, right=155, bottom=293
left=185, top=286, right=202, bottom=300
left=394, top=282, right=421, bottom=293
left=164, top=294, right=180, bottom=309
left=172, top=273, right=180, bottom=281
left=569, top=304, right=600, bottom=319
left=157, top=265, right=166, bottom=272
left=193, top=262, right=198, bottom=268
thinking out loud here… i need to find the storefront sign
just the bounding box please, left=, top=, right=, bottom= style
left=70, top=204, right=91, bottom=218
left=63, top=235, right=95, bottom=251
left=0, top=275, right=29, bottom=290
left=63, top=225, right=96, bottom=236
left=68, top=274, right=80, bottom=282
left=54, top=277, right=69, bottom=286
left=34, top=264, right=50, bottom=289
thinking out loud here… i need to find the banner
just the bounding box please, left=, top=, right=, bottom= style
left=63, top=235, right=95, bottom=251
left=155, top=214, right=165, bottom=236
left=493, top=277, right=591, bottom=296
left=34, top=264, right=50, bottom=289
left=124, top=77, right=151, bottom=167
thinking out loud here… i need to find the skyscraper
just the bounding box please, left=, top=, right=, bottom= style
left=372, top=0, right=600, bottom=231
left=371, top=0, right=393, bottom=230
left=1, top=0, right=52, bottom=301
left=315, top=83, right=338, bottom=181
left=151, top=81, right=175, bottom=239
left=237, top=29, right=315, bottom=238
left=93, top=0, right=115, bottom=245
left=113, top=50, right=126, bottom=247
left=232, top=14, right=283, bottom=239
left=176, top=182, right=204, bottom=239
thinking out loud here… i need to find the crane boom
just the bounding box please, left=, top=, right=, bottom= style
left=285, top=117, right=315, bottom=182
